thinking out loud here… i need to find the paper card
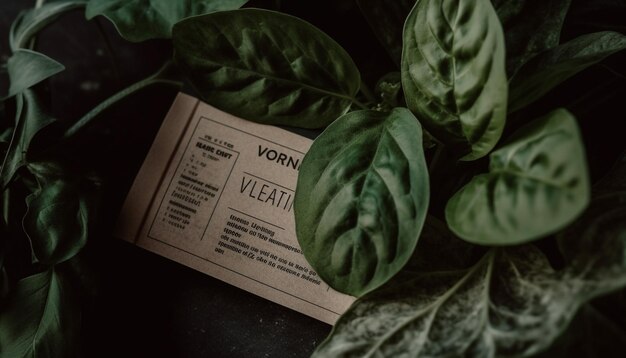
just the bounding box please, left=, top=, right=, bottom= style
left=116, top=93, right=355, bottom=324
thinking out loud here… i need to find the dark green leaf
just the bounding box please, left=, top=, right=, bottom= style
left=10, top=1, right=86, bottom=51
left=0, top=270, right=80, bottom=357
left=402, top=0, right=508, bottom=160
left=446, top=109, right=590, bottom=245
left=509, top=31, right=626, bottom=112
left=0, top=90, right=57, bottom=189
left=294, top=108, right=429, bottom=296
left=22, top=162, right=92, bottom=265
left=86, top=0, right=248, bottom=42
left=173, top=9, right=361, bottom=129
left=558, top=151, right=626, bottom=288
left=315, top=238, right=626, bottom=357
left=532, top=305, right=626, bottom=358
left=492, top=0, right=571, bottom=77
left=3, top=50, right=64, bottom=100
left=356, top=0, right=415, bottom=66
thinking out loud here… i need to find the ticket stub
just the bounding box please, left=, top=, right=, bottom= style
left=115, top=93, right=355, bottom=324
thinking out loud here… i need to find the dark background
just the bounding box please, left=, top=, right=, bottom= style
left=1, top=0, right=625, bottom=357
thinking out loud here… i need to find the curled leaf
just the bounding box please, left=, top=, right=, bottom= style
left=10, top=1, right=86, bottom=51
left=446, top=109, right=590, bottom=245
left=1, top=90, right=56, bottom=189
left=86, top=0, right=247, bottom=42
left=294, top=108, right=429, bottom=296
left=23, top=162, right=93, bottom=265
left=3, top=49, right=64, bottom=100
left=402, top=0, right=508, bottom=160
left=173, top=9, right=361, bottom=128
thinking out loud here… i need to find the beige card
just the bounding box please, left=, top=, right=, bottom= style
left=115, top=93, right=355, bottom=324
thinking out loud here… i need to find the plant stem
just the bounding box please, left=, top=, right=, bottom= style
left=28, top=0, right=46, bottom=49
left=63, top=61, right=182, bottom=139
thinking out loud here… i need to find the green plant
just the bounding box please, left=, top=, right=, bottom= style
left=1, top=0, right=625, bottom=357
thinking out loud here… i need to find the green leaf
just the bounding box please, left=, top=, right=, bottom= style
left=445, top=109, right=590, bottom=245
left=173, top=9, right=361, bottom=129
left=492, top=0, right=571, bottom=77
left=2, top=50, right=64, bottom=100
left=558, top=151, right=626, bottom=286
left=356, top=0, right=415, bottom=66
left=10, top=1, right=86, bottom=51
left=509, top=31, right=626, bottom=112
left=532, top=305, right=626, bottom=358
left=402, top=0, right=508, bottom=161
left=294, top=108, right=429, bottom=296
left=22, top=162, right=92, bottom=265
left=0, top=90, right=57, bottom=189
left=0, top=270, right=80, bottom=357
left=86, top=0, right=248, bottom=42
left=314, top=241, right=626, bottom=357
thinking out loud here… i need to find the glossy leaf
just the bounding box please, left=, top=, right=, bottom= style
left=294, top=108, right=429, bottom=296
left=0, top=90, right=57, bottom=189
left=509, top=31, right=626, bottom=112
left=492, top=0, right=571, bottom=77
left=0, top=270, right=80, bottom=357
left=446, top=109, right=590, bottom=245
left=402, top=0, right=508, bottom=160
left=314, top=238, right=626, bottom=357
left=173, top=9, right=361, bottom=128
left=23, top=162, right=91, bottom=265
left=356, top=0, right=415, bottom=66
left=86, top=0, right=247, bottom=42
left=10, top=1, right=86, bottom=51
left=3, top=49, right=64, bottom=100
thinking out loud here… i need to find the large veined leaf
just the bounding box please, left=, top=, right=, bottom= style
left=356, top=0, right=415, bottom=66
left=173, top=9, right=361, bottom=129
left=531, top=305, right=626, bottom=357
left=509, top=31, right=626, bottom=112
left=86, top=0, right=247, bottom=42
left=294, top=108, right=429, bottom=296
left=491, top=0, right=571, bottom=77
left=23, top=162, right=92, bottom=265
left=445, top=109, right=589, bottom=245
left=0, top=90, right=56, bottom=189
left=3, top=49, right=64, bottom=100
left=402, top=0, right=508, bottom=160
left=314, top=227, right=626, bottom=357
left=0, top=270, right=80, bottom=357
left=10, top=1, right=86, bottom=51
